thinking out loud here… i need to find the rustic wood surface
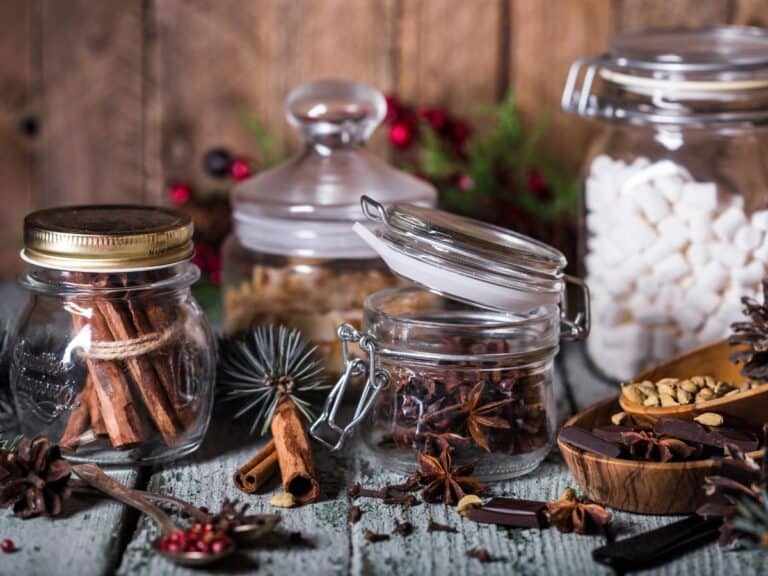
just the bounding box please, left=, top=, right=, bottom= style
left=2, top=0, right=768, bottom=276
left=1, top=331, right=767, bottom=574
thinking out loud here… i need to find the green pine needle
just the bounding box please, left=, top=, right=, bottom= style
left=218, top=325, right=330, bottom=436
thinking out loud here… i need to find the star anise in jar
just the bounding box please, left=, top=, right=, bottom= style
left=463, top=382, right=515, bottom=452
left=546, top=488, right=611, bottom=535
left=414, top=447, right=486, bottom=505
left=619, top=430, right=697, bottom=462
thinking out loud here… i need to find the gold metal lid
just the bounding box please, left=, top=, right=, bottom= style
left=22, top=205, right=194, bottom=271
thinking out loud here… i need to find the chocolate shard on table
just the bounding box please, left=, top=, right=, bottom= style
left=592, top=515, right=722, bottom=572
left=653, top=418, right=759, bottom=453
left=467, top=497, right=549, bottom=529
left=558, top=426, right=622, bottom=458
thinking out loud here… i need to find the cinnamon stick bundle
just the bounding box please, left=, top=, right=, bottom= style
left=271, top=397, right=320, bottom=504
left=233, top=440, right=279, bottom=494
left=60, top=376, right=94, bottom=451
left=70, top=310, right=148, bottom=449
left=95, top=299, right=183, bottom=446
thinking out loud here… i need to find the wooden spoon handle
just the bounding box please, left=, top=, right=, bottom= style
left=72, top=464, right=179, bottom=536
left=70, top=480, right=211, bottom=523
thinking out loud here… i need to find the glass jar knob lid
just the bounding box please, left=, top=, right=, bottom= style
left=354, top=196, right=567, bottom=312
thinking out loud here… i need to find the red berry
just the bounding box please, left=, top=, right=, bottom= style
left=450, top=121, right=471, bottom=143
left=389, top=122, right=414, bottom=149
left=212, top=540, right=229, bottom=553
left=230, top=158, right=252, bottom=181
left=2, top=539, right=16, bottom=553
left=418, top=108, right=448, bottom=131
left=385, top=95, right=402, bottom=122
left=457, top=173, right=474, bottom=191
left=168, top=182, right=192, bottom=206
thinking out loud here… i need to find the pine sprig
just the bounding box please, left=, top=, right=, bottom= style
left=218, top=325, right=329, bottom=435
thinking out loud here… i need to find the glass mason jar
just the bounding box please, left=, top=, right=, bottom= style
left=222, top=79, right=437, bottom=378
left=311, top=198, right=589, bottom=480
left=10, top=206, right=215, bottom=464
left=563, top=27, right=768, bottom=381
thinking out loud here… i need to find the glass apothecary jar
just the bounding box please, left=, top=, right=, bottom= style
left=10, top=206, right=215, bottom=464
left=311, top=197, right=589, bottom=480
left=563, top=27, right=768, bottom=381
left=222, top=79, right=436, bottom=377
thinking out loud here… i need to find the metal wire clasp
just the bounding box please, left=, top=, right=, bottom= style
left=310, top=323, right=389, bottom=451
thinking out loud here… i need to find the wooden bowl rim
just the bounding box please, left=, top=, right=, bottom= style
left=559, top=396, right=765, bottom=471
left=618, top=339, right=767, bottom=418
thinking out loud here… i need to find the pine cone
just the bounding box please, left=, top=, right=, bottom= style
left=728, top=281, right=768, bottom=381
left=0, top=435, right=72, bottom=518
left=697, top=426, right=768, bottom=547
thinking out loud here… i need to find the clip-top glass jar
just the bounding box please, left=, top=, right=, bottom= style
left=222, top=79, right=436, bottom=377
left=563, top=27, right=768, bottom=380
left=10, top=206, right=215, bottom=464
left=311, top=197, right=589, bottom=480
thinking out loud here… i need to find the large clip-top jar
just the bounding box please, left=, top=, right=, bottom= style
left=563, top=27, right=768, bottom=380
left=10, top=206, right=215, bottom=464
left=222, top=79, right=437, bottom=377
left=311, top=197, right=590, bottom=480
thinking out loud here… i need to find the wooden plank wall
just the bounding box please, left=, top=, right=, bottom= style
left=0, top=0, right=766, bottom=277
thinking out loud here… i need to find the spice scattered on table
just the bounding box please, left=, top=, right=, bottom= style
left=347, top=505, right=362, bottom=524
left=415, top=448, right=486, bottom=505
left=363, top=529, right=390, bottom=543
left=456, top=494, right=483, bottom=516
left=426, top=520, right=457, bottom=533
left=393, top=520, right=413, bottom=537
left=156, top=524, right=233, bottom=555
left=346, top=481, right=419, bottom=506
left=546, top=488, right=611, bottom=535
left=466, top=548, right=495, bottom=562
left=268, top=492, right=295, bottom=509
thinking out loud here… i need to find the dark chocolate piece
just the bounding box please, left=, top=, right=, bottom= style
left=467, top=497, right=549, bottom=529
left=558, top=426, right=622, bottom=458
left=592, top=516, right=721, bottom=572
left=592, top=424, right=643, bottom=444
left=653, top=418, right=759, bottom=453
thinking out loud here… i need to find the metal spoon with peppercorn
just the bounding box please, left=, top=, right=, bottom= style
left=72, top=464, right=234, bottom=566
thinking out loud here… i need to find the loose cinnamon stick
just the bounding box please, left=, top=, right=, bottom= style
left=233, top=440, right=279, bottom=494
left=60, top=376, right=94, bottom=451
left=71, top=311, right=148, bottom=448
left=96, top=299, right=183, bottom=446
left=271, top=397, right=320, bottom=504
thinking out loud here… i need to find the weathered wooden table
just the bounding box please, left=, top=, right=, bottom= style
left=2, top=281, right=767, bottom=575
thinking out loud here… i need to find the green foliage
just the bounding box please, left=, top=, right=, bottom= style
left=237, top=112, right=285, bottom=168
left=416, top=94, right=579, bottom=224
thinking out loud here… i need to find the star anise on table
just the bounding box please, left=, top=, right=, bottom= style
left=546, top=488, right=611, bottom=535
left=414, top=447, right=486, bottom=505
left=0, top=435, right=72, bottom=518
left=619, top=430, right=697, bottom=462
left=462, top=382, right=515, bottom=452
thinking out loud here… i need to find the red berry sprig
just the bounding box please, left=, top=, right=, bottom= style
left=1, top=539, right=16, bottom=553
left=156, top=523, right=232, bottom=556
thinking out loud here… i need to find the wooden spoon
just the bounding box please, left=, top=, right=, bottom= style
left=617, top=340, right=768, bottom=427
left=72, top=464, right=234, bottom=566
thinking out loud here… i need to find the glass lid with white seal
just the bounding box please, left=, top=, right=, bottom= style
left=562, top=26, right=768, bottom=125
left=354, top=196, right=589, bottom=338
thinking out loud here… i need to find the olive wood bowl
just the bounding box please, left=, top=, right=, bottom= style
left=617, top=340, right=768, bottom=428
left=557, top=396, right=764, bottom=515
